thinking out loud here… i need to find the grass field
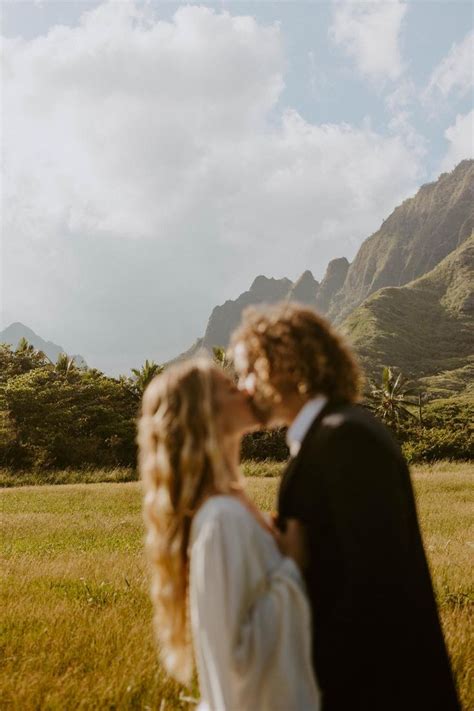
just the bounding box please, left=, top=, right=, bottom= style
left=1, top=461, right=473, bottom=709
left=0, top=460, right=285, bottom=488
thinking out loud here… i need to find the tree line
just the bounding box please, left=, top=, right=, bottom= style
left=0, top=340, right=471, bottom=471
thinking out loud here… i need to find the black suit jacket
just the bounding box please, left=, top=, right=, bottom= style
left=278, top=402, right=460, bottom=711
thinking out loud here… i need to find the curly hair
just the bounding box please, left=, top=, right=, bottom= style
left=229, top=302, right=363, bottom=409
left=137, top=359, right=241, bottom=685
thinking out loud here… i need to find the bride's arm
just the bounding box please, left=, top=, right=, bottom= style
left=189, top=502, right=319, bottom=708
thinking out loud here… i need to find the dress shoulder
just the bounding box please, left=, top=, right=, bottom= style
left=191, top=495, right=254, bottom=543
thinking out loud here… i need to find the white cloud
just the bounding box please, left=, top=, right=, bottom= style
left=385, top=79, right=415, bottom=113
left=440, top=111, right=474, bottom=172
left=3, top=1, right=423, bottom=373
left=385, top=80, right=426, bottom=156
left=329, top=0, right=407, bottom=83
left=424, top=30, right=474, bottom=101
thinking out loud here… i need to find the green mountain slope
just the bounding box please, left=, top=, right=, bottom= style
left=172, top=161, right=473, bottom=390
left=331, top=160, right=474, bottom=322
left=342, top=235, right=474, bottom=395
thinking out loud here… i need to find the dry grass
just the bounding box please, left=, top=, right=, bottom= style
left=1, top=462, right=473, bottom=709
left=0, top=460, right=285, bottom=488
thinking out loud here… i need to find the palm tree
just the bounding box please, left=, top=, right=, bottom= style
left=367, top=366, right=419, bottom=431
left=131, top=360, right=164, bottom=395
left=54, top=352, right=77, bottom=380
left=16, top=337, right=36, bottom=355
left=212, top=346, right=232, bottom=371
left=14, top=338, right=48, bottom=369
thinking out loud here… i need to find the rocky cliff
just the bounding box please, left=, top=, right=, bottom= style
left=202, top=276, right=292, bottom=349
left=287, top=270, right=319, bottom=305
left=174, top=160, right=473, bottom=388
left=329, top=160, right=474, bottom=321
left=342, top=235, right=474, bottom=394
left=314, top=257, right=350, bottom=314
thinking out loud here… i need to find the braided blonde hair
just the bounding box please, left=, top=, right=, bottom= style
left=138, top=359, right=240, bottom=684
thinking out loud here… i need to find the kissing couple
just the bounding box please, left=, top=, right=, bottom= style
left=138, top=303, right=459, bottom=711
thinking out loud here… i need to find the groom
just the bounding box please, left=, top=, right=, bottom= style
left=230, top=303, right=459, bottom=711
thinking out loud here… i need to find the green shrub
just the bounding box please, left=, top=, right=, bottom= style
left=241, top=429, right=289, bottom=461
left=422, top=395, right=473, bottom=429
left=4, top=367, right=138, bottom=469
left=402, top=427, right=473, bottom=463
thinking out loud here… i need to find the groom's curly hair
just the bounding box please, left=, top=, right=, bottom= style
left=230, top=302, right=363, bottom=407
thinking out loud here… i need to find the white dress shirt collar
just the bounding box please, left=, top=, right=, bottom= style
left=286, top=396, right=328, bottom=458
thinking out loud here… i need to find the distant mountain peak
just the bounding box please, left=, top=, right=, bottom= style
left=4, top=322, right=36, bottom=337
left=249, top=275, right=292, bottom=297
left=325, top=256, right=350, bottom=273
left=174, top=159, right=473, bottom=383
left=0, top=322, right=86, bottom=367
left=314, top=257, right=350, bottom=314
left=288, top=270, right=319, bottom=305
left=201, top=275, right=294, bottom=349
left=294, top=269, right=318, bottom=286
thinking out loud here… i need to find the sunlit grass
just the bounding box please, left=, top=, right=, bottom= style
left=1, top=462, right=473, bottom=709
left=0, top=466, right=137, bottom=488
left=0, top=460, right=286, bottom=488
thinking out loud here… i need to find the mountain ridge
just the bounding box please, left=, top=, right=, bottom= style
left=4, top=161, right=473, bottom=389
left=330, top=159, right=474, bottom=322
left=173, top=160, right=473, bottom=395
left=0, top=322, right=86, bottom=367
left=341, top=236, right=474, bottom=395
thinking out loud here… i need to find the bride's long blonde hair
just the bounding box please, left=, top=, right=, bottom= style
left=138, top=359, right=240, bottom=684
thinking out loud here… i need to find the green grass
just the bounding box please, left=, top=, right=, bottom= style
left=1, top=463, right=473, bottom=709
left=0, top=466, right=137, bottom=488
left=0, top=460, right=286, bottom=488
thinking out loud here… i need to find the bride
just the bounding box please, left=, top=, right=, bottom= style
left=138, top=359, right=320, bottom=710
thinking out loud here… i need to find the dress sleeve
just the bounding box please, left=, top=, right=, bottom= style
left=190, top=504, right=319, bottom=709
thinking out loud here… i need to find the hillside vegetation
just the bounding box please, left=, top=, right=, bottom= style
left=2, top=163, right=472, bottom=470
left=342, top=235, right=474, bottom=391
left=331, top=159, right=474, bottom=321
left=174, top=162, right=473, bottom=400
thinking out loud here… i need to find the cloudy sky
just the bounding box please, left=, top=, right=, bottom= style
left=2, top=1, right=473, bottom=374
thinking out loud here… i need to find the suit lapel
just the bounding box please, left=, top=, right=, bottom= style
left=278, top=400, right=337, bottom=513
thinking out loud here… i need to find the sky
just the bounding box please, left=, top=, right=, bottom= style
left=1, top=1, right=473, bottom=374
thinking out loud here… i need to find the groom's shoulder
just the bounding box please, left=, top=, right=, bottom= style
left=314, top=403, right=401, bottom=456
left=321, top=403, right=380, bottom=431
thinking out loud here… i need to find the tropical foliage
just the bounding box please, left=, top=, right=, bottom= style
left=0, top=342, right=160, bottom=469
left=0, top=340, right=471, bottom=471
left=400, top=395, right=473, bottom=463
left=130, top=359, right=164, bottom=396
left=366, top=366, right=420, bottom=430
left=212, top=346, right=233, bottom=372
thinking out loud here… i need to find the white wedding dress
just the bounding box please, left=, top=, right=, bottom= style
left=189, top=495, right=320, bottom=711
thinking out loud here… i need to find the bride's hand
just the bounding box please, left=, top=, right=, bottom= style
left=275, top=518, right=308, bottom=571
